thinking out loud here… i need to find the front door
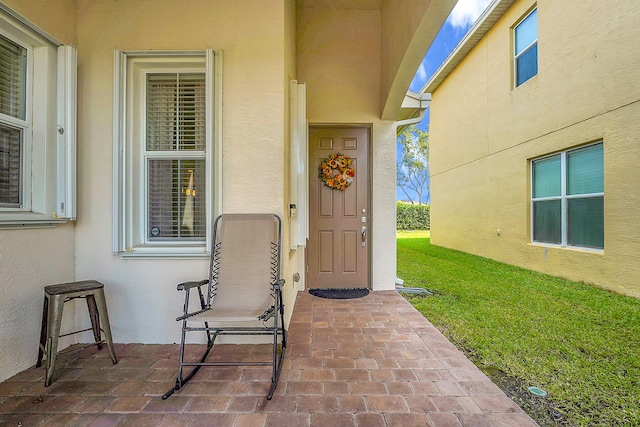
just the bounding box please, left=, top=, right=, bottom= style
left=307, top=126, right=370, bottom=289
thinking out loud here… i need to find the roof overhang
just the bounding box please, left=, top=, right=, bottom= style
left=381, top=0, right=457, bottom=121
left=401, top=90, right=431, bottom=110
left=421, top=0, right=516, bottom=95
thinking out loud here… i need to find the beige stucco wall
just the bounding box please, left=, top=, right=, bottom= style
left=0, top=227, right=76, bottom=382
left=0, top=0, right=435, bottom=382
left=297, top=4, right=397, bottom=291
left=2, top=0, right=77, bottom=45
left=0, top=0, right=77, bottom=382
left=73, top=0, right=294, bottom=344
left=430, top=0, right=640, bottom=298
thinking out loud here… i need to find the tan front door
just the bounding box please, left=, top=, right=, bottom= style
left=307, top=126, right=370, bottom=289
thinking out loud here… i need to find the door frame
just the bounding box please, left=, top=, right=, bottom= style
left=306, top=123, right=373, bottom=289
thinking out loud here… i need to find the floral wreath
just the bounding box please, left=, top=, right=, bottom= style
left=320, top=152, right=355, bottom=191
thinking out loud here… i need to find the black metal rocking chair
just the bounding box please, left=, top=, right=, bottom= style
left=163, top=214, right=287, bottom=400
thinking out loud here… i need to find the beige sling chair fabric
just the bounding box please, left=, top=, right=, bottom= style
left=163, top=214, right=286, bottom=400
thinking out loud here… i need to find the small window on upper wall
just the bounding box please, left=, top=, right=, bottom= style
left=514, top=8, right=538, bottom=87
left=531, top=142, right=604, bottom=250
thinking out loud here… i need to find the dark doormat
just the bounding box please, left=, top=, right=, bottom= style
left=309, top=288, right=370, bottom=299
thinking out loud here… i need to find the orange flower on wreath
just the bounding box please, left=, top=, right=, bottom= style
left=319, top=152, right=355, bottom=191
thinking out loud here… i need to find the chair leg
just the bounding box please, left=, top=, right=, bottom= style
left=268, top=339, right=286, bottom=400
left=45, top=295, right=65, bottom=387
left=93, top=290, right=118, bottom=365
left=267, top=292, right=286, bottom=400
left=163, top=321, right=216, bottom=399
left=267, top=332, right=279, bottom=400
left=86, top=295, right=103, bottom=350
left=36, top=295, right=49, bottom=368
left=280, top=302, right=287, bottom=349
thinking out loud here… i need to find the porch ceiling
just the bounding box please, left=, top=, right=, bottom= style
left=297, top=0, right=457, bottom=123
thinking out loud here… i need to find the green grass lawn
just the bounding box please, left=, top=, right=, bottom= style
left=397, top=233, right=640, bottom=427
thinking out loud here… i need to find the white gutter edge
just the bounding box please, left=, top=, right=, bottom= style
left=396, top=92, right=431, bottom=128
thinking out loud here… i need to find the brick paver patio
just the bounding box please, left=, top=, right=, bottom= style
left=0, top=290, right=538, bottom=426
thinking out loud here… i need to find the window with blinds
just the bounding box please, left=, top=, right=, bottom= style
left=0, top=34, right=27, bottom=208
left=531, top=143, right=604, bottom=249
left=146, top=73, right=206, bottom=240
left=114, top=49, right=219, bottom=255
left=0, top=6, right=77, bottom=225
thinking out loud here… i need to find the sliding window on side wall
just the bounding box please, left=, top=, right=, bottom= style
left=531, top=142, right=604, bottom=250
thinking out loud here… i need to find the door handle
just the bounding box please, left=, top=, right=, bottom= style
left=361, top=226, right=367, bottom=247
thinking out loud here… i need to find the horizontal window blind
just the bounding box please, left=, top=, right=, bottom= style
left=0, top=124, right=21, bottom=206
left=146, top=74, right=205, bottom=152
left=532, top=154, right=560, bottom=198
left=567, top=144, right=603, bottom=195
left=148, top=159, right=206, bottom=239
left=0, top=34, right=26, bottom=207
left=0, top=34, right=26, bottom=120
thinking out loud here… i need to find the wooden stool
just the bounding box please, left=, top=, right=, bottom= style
left=37, top=280, right=118, bottom=386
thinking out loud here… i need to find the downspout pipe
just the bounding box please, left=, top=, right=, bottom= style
left=395, top=92, right=432, bottom=294
left=395, top=92, right=432, bottom=130
left=396, top=106, right=427, bottom=129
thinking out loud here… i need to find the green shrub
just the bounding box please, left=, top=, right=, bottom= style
left=396, top=202, right=430, bottom=230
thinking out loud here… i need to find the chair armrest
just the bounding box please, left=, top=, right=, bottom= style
left=177, top=279, right=209, bottom=291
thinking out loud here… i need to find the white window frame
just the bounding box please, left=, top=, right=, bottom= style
left=513, top=7, right=538, bottom=88
left=0, top=6, right=76, bottom=227
left=113, top=49, right=222, bottom=257
left=530, top=142, right=604, bottom=251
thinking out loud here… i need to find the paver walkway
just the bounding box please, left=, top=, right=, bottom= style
left=0, top=290, right=538, bottom=426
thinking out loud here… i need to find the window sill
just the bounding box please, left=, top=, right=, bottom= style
left=528, top=242, right=604, bottom=254
left=117, top=245, right=210, bottom=259
left=0, top=213, right=69, bottom=229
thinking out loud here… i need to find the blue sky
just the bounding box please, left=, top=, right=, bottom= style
left=397, top=0, right=492, bottom=202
